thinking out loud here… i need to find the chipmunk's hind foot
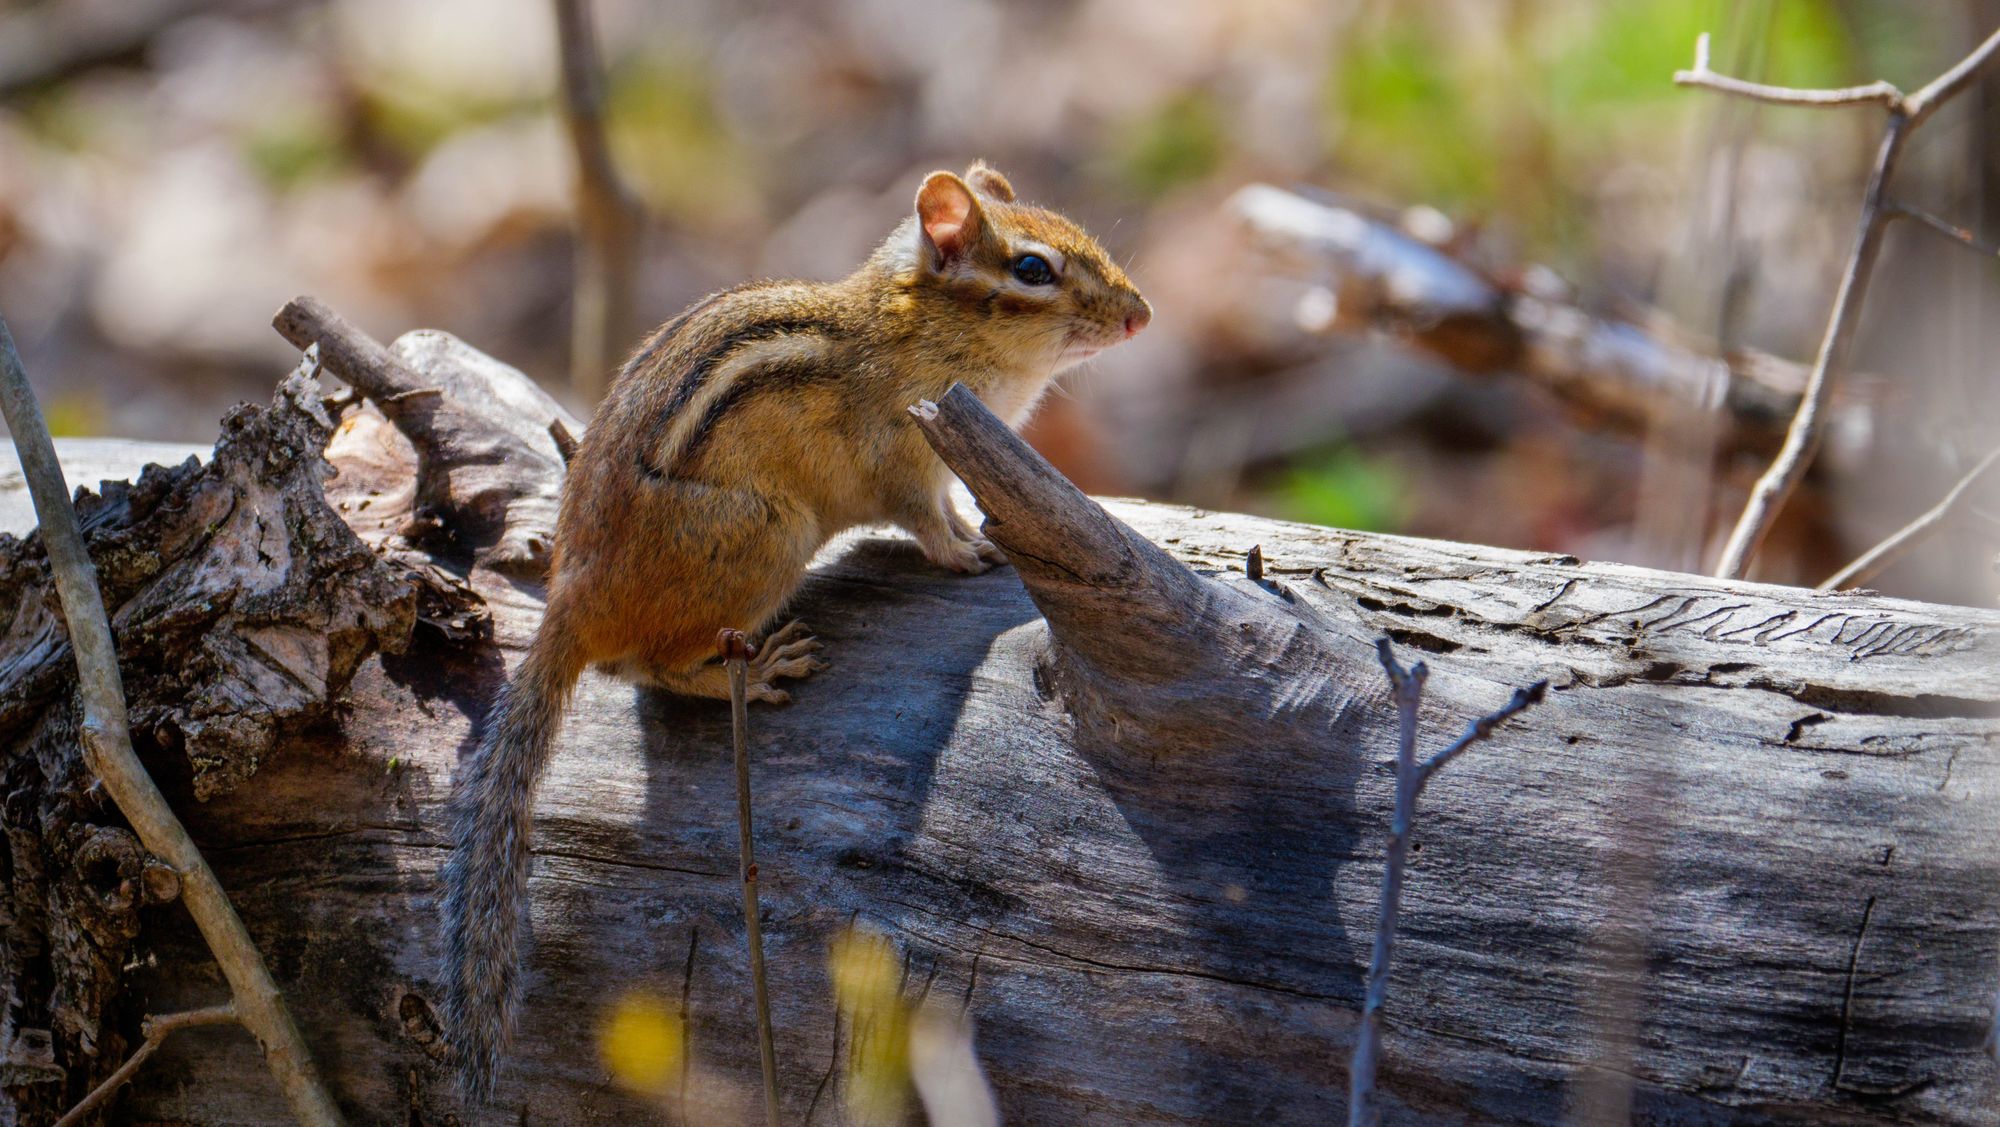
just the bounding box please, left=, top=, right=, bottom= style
left=746, top=619, right=828, bottom=703
left=616, top=621, right=824, bottom=704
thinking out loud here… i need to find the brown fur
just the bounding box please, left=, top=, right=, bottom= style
left=546, top=167, right=1149, bottom=688
left=439, top=164, right=1150, bottom=1099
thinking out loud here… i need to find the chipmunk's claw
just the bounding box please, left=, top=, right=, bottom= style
left=747, top=620, right=826, bottom=701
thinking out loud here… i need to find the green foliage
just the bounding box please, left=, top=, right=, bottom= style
left=354, top=82, right=539, bottom=163
left=1273, top=443, right=1407, bottom=533
left=242, top=111, right=348, bottom=190
left=1118, top=92, right=1226, bottom=199
left=1327, top=22, right=1494, bottom=208
left=14, top=90, right=91, bottom=152
left=42, top=395, right=102, bottom=440
left=1325, top=0, right=1858, bottom=261
left=607, top=54, right=757, bottom=224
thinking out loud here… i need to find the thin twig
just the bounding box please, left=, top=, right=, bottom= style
left=552, top=0, right=644, bottom=400
left=0, top=313, right=346, bottom=1125
left=1348, top=642, right=1425, bottom=1127
left=1674, top=33, right=1904, bottom=110
left=1819, top=445, right=2000, bottom=590
left=1708, top=115, right=1904, bottom=578
left=1415, top=680, right=1548, bottom=793
left=1689, top=26, right=2000, bottom=579
left=54, top=1004, right=238, bottom=1127
left=1348, top=639, right=1546, bottom=1127
left=722, top=629, right=782, bottom=1127
left=1905, top=25, right=2000, bottom=126
left=1888, top=201, right=2000, bottom=258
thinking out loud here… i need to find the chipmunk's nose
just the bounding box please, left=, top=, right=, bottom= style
left=1123, top=303, right=1152, bottom=338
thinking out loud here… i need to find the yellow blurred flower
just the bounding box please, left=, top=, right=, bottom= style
left=598, top=991, right=684, bottom=1098
left=829, top=926, right=911, bottom=1127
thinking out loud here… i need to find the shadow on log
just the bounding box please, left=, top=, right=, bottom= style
left=2, top=304, right=1997, bottom=1124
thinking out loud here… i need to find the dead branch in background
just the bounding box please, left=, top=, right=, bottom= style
left=1820, top=445, right=2000, bottom=591
left=552, top=0, right=645, bottom=401
left=1347, top=641, right=1545, bottom=1127
left=1230, top=185, right=1869, bottom=460
left=1680, top=27, right=2000, bottom=580
left=0, top=314, right=346, bottom=1125
left=0, top=0, right=292, bottom=97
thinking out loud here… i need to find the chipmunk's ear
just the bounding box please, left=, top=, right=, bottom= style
left=915, top=171, right=984, bottom=268
left=965, top=161, right=1016, bottom=202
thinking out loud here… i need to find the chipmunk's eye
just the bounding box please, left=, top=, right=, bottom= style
left=1010, top=254, right=1055, bottom=286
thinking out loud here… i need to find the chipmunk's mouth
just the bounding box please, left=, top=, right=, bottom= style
left=1058, top=323, right=1129, bottom=364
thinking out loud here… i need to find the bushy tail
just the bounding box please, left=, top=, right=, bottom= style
left=439, top=627, right=585, bottom=1101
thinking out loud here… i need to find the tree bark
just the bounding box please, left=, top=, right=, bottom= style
left=3, top=321, right=1996, bottom=1125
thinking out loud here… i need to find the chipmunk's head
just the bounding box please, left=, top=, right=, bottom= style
left=886, top=162, right=1150, bottom=373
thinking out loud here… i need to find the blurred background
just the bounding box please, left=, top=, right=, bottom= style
left=0, top=0, right=1995, bottom=602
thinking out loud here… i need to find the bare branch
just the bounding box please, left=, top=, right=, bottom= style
left=1414, top=679, right=1549, bottom=795
left=54, top=1004, right=238, bottom=1127
left=1819, top=445, right=2000, bottom=591
left=552, top=0, right=645, bottom=400
left=1674, top=32, right=1905, bottom=111
left=1709, top=113, right=1909, bottom=579
left=0, top=314, right=345, bottom=1124
left=722, top=629, right=782, bottom=1127
left=1888, top=201, right=2000, bottom=259
left=1905, top=25, right=2000, bottom=125
left=1675, top=25, right=2000, bottom=578
left=1350, top=639, right=1544, bottom=1127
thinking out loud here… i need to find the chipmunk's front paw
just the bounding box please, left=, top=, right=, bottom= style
left=925, top=536, right=1004, bottom=575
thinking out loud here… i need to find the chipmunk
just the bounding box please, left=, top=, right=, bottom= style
left=439, top=162, right=1150, bottom=1099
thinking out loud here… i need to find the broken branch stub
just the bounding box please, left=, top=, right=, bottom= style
left=273, top=295, right=580, bottom=577
left=910, top=383, right=1379, bottom=753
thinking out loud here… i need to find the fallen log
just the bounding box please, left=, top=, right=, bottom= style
left=1230, top=184, right=1878, bottom=461
left=2, top=312, right=1996, bottom=1125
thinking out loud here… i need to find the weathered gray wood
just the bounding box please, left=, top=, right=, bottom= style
left=0, top=374, right=417, bottom=1125
left=273, top=296, right=582, bottom=579
left=4, top=333, right=1997, bottom=1125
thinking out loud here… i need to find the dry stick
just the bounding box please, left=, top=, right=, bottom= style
left=1889, top=201, right=2000, bottom=258
left=1819, top=445, right=2000, bottom=590
left=721, top=629, right=782, bottom=1127
left=1685, top=27, right=2000, bottom=580
left=0, top=315, right=346, bottom=1126
left=1707, top=112, right=1903, bottom=580
left=54, top=1004, right=239, bottom=1127
left=1348, top=639, right=1546, bottom=1127
left=552, top=0, right=643, bottom=401
left=1674, top=31, right=1903, bottom=110
left=548, top=418, right=580, bottom=464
